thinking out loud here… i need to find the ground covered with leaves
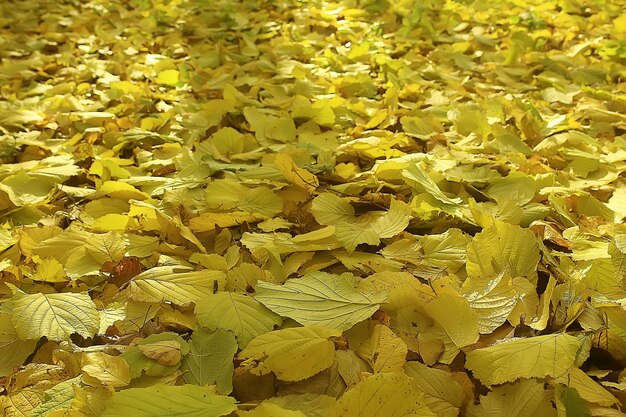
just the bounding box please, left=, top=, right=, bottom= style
left=0, top=0, right=626, bottom=415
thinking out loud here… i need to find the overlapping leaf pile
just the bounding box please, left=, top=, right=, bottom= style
left=1, top=0, right=626, bottom=415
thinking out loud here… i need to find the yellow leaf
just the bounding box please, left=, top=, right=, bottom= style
left=99, top=181, right=150, bottom=201
left=465, top=334, right=590, bottom=386
left=358, top=324, right=407, bottom=373
left=466, top=221, right=540, bottom=281
left=528, top=275, right=556, bottom=331
left=12, top=292, right=100, bottom=341
left=32, top=258, right=68, bottom=283
left=195, top=292, right=282, bottom=348
left=264, top=393, right=335, bottom=417
left=554, top=367, right=618, bottom=407
left=0, top=171, right=55, bottom=206
left=462, top=270, right=517, bottom=334
left=156, top=69, right=179, bottom=86
left=0, top=228, right=16, bottom=252
left=274, top=153, right=318, bottom=193
left=239, top=326, right=339, bottom=381
left=327, top=372, right=435, bottom=417
left=67, top=386, right=111, bottom=417
left=102, top=385, right=235, bottom=417
left=138, top=340, right=182, bottom=366
left=188, top=212, right=263, bottom=233
left=507, top=277, right=540, bottom=327
left=0, top=310, right=37, bottom=377
left=404, top=361, right=465, bottom=417
left=255, top=272, right=388, bottom=331
left=467, top=378, right=556, bottom=417
left=244, top=107, right=297, bottom=143
left=92, top=213, right=130, bottom=231
left=239, top=403, right=307, bottom=417
left=370, top=199, right=412, bottom=238
left=312, top=193, right=354, bottom=226
left=0, top=390, right=42, bottom=417
left=334, top=222, right=380, bottom=253
left=419, top=290, right=479, bottom=364
left=81, top=352, right=131, bottom=388
left=110, top=80, right=143, bottom=95
left=205, top=180, right=282, bottom=217
left=128, top=265, right=226, bottom=306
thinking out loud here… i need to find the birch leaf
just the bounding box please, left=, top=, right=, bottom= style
left=327, top=372, right=436, bottom=417
left=12, top=292, right=100, bottom=341
left=195, top=292, right=282, bottom=348
left=238, top=326, right=340, bottom=381
left=102, top=385, right=236, bottom=417
left=462, top=270, right=518, bottom=334
left=181, top=329, right=237, bottom=394
left=127, top=266, right=226, bottom=306
left=404, top=361, right=465, bottom=417
left=419, top=291, right=480, bottom=364
left=466, top=221, right=540, bottom=281
left=466, top=334, right=590, bottom=386
left=255, top=272, right=388, bottom=331
left=358, top=324, right=407, bottom=373
left=239, top=403, right=307, bottom=417
left=81, top=352, right=131, bottom=388
left=467, top=378, right=556, bottom=417
left=0, top=310, right=37, bottom=377
left=311, top=193, right=354, bottom=225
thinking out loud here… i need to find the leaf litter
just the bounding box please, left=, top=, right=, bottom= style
left=0, top=0, right=626, bottom=415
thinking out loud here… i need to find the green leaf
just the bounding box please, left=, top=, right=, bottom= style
left=181, top=329, right=237, bottom=394
left=195, top=292, right=282, bottom=348
left=239, top=326, right=340, bottom=381
left=465, top=334, right=590, bottom=386
left=327, top=372, right=435, bottom=417
left=556, top=385, right=592, bottom=417
left=30, top=376, right=81, bottom=417
left=12, top=292, right=99, bottom=341
left=121, top=332, right=189, bottom=378
left=102, top=385, right=237, bottom=417
left=255, top=272, right=388, bottom=331
left=554, top=367, right=618, bottom=407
